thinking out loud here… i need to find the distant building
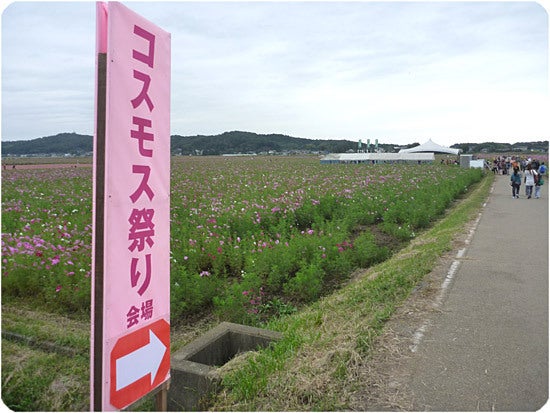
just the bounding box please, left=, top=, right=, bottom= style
left=320, top=152, right=434, bottom=164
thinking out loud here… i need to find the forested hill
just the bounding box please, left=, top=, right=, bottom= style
left=171, top=131, right=358, bottom=155
left=2, top=133, right=94, bottom=156
left=1, top=131, right=548, bottom=156
left=1, top=131, right=360, bottom=156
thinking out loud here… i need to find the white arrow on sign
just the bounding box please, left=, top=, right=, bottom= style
left=115, top=329, right=167, bottom=391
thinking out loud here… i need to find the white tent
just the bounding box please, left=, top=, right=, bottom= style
left=320, top=152, right=434, bottom=164
left=398, top=139, right=460, bottom=155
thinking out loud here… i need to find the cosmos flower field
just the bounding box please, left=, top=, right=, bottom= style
left=1, top=156, right=483, bottom=324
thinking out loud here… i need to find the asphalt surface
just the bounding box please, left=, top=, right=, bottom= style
left=404, top=174, right=548, bottom=411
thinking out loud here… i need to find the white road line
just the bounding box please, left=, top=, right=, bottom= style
left=409, top=209, right=484, bottom=353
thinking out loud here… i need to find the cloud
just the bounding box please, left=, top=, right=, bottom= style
left=2, top=1, right=548, bottom=145
left=2, top=2, right=95, bottom=139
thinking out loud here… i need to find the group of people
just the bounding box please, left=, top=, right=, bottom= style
left=510, top=160, right=546, bottom=199
left=492, top=155, right=544, bottom=175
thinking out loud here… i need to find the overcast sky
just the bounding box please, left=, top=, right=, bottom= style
left=2, top=1, right=549, bottom=146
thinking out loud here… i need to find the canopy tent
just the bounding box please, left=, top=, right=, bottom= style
left=398, top=139, right=460, bottom=155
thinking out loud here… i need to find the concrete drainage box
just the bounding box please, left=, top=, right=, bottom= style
left=168, top=322, right=282, bottom=411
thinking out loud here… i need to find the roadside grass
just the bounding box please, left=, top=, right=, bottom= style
left=1, top=339, right=89, bottom=411
left=0, top=303, right=202, bottom=411
left=2, top=305, right=89, bottom=352
left=0, top=173, right=493, bottom=411
left=210, top=173, right=494, bottom=411
left=1, top=306, right=90, bottom=411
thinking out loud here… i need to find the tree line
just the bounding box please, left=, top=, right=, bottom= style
left=2, top=131, right=547, bottom=157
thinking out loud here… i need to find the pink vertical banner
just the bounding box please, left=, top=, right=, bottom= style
left=92, top=2, right=171, bottom=411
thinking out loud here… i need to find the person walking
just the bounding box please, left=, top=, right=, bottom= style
left=535, top=173, right=544, bottom=199
left=510, top=168, right=522, bottom=198
left=535, top=163, right=545, bottom=199
left=524, top=164, right=538, bottom=199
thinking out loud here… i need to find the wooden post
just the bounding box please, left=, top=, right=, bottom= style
left=92, top=51, right=107, bottom=412
left=155, top=380, right=170, bottom=411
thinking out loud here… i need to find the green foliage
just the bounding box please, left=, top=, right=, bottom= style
left=453, top=140, right=549, bottom=154
left=259, top=297, right=297, bottom=318
left=2, top=159, right=484, bottom=328
left=213, top=277, right=264, bottom=324
left=210, top=173, right=494, bottom=412
left=170, top=267, right=221, bottom=316
left=283, top=263, right=325, bottom=303
left=351, top=231, right=390, bottom=268
left=0, top=172, right=494, bottom=412
left=2, top=133, right=93, bottom=156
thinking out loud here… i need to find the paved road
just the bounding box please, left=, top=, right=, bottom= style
left=403, top=174, right=548, bottom=411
